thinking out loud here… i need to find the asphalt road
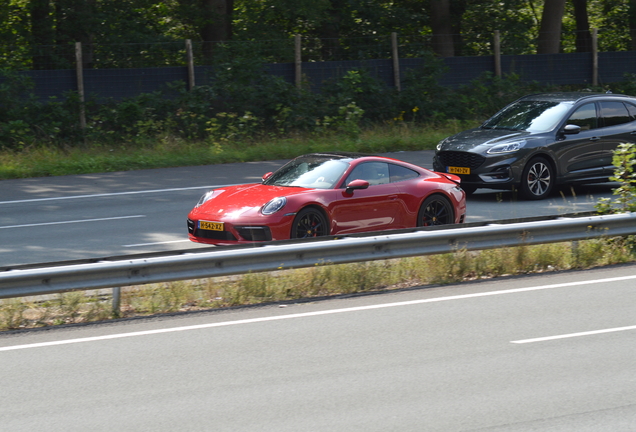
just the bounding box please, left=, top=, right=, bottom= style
left=0, top=151, right=616, bottom=266
left=2, top=264, right=636, bottom=431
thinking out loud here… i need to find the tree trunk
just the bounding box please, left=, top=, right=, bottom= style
left=317, top=1, right=343, bottom=60
left=573, top=0, right=592, bottom=52
left=30, top=0, right=54, bottom=69
left=430, top=0, right=454, bottom=57
left=537, top=0, right=567, bottom=54
left=629, top=0, right=636, bottom=50
left=200, top=0, right=233, bottom=62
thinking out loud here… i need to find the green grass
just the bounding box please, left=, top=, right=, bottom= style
left=0, top=122, right=473, bottom=180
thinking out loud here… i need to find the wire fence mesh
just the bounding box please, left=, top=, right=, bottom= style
left=1, top=30, right=635, bottom=103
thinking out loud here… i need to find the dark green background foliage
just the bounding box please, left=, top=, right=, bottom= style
left=4, top=55, right=636, bottom=150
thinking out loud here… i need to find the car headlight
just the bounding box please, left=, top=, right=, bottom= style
left=436, top=139, right=448, bottom=151
left=262, top=197, right=286, bottom=215
left=487, top=140, right=526, bottom=154
left=196, top=190, right=218, bottom=207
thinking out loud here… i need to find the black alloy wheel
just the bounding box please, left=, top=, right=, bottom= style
left=291, top=208, right=329, bottom=239
left=520, top=156, right=554, bottom=200
left=417, top=195, right=454, bottom=227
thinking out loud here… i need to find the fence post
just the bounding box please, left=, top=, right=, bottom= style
left=493, top=30, right=501, bottom=78
left=592, top=28, right=598, bottom=87
left=75, top=42, right=86, bottom=130
left=186, top=39, right=195, bottom=90
left=391, top=32, right=401, bottom=91
left=295, top=34, right=302, bottom=89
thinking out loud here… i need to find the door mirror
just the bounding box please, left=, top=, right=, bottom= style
left=563, top=124, right=581, bottom=135
left=345, top=179, right=370, bottom=194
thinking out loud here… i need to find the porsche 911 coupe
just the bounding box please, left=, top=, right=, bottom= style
left=187, top=153, right=466, bottom=245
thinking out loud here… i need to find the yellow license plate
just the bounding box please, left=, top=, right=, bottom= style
left=448, top=166, right=471, bottom=175
left=199, top=221, right=224, bottom=231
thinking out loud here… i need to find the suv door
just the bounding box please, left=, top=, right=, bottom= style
left=553, top=102, right=606, bottom=181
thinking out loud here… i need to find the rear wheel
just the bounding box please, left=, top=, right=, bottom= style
left=520, top=157, right=554, bottom=200
left=417, top=195, right=454, bottom=227
left=291, top=208, right=329, bottom=239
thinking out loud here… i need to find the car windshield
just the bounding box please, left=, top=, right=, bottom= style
left=482, top=100, right=573, bottom=132
left=264, top=155, right=351, bottom=189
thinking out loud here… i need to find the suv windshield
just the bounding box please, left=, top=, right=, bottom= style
left=482, top=100, right=572, bottom=132
left=263, top=155, right=351, bottom=189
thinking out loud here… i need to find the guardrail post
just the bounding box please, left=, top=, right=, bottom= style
left=571, top=240, right=580, bottom=267
left=112, top=287, right=121, bottom=317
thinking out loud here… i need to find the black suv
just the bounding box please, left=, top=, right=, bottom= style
left=433, top=92, right=636, bottom=199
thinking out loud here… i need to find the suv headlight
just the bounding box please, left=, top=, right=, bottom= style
left=262, top=197, right=286, bottom=215
left=436, top=139, right=448, bottom=151
left=487, top=140, right=526, bottom=154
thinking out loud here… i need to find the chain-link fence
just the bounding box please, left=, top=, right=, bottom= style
left=1, top=30, right=635, bottom=102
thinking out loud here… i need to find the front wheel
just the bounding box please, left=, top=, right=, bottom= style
left=520, top=157, right=554, bottom=200
left=417, top=195, right=455, bottom=227
left=291, top=208, right=329, bottom=239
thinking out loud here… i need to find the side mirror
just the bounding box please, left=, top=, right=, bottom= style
left=345, top=179, right=370, bottom=194
left=262, top=172, right=273, bottom=183
left=563, top=124, right=581, bottom=135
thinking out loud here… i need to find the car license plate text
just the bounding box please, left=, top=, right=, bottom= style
left=199, top=221, right=224, bottom=231
left=447, top=166, right=471, bottom=175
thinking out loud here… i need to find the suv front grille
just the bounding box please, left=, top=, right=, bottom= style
left=437, top=151, right=485, bottom=169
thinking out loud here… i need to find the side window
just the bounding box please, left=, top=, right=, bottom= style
left=567, top=103, right=597, bottom=130
left=625, top=102, right=636, bottom=120
left=345, top=162, right=390, bottom=186
left=388, top=164, right=419, bottom=183
left=600, top=101, right=631, bottom=127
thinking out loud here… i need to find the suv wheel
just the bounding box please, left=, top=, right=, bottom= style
left=520, top=157, right=554, bottom=200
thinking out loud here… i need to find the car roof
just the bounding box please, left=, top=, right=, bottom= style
left=519, top=92, right=635, bottom=103
left=297, top=152, right=374, bottom=160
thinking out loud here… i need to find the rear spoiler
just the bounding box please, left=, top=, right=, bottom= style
left=440, top=172, right=462, bottom=186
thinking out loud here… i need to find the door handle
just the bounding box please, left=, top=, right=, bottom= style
left=589, top=137, right=600, bottom=141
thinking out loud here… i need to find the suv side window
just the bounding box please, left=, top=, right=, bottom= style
left=567, top=103, right=597, bottom=130
left=599, top=101, right=631, bottom=127
left=625, top=102, right=636, bottom=120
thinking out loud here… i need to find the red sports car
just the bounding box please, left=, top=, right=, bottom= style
left=187, top=153, right=466, bottom=245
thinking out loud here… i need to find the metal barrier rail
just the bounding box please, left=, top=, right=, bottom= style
left=1, top=212, right=635, bottom=300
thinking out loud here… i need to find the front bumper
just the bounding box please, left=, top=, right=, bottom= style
left=433, top=151, right=521, bottom=190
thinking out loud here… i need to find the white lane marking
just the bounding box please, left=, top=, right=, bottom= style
left=123, top=239, right=191, bottom=247
left=2, top=273, right=635, bottom=352
left=511, top=325, right=636, bottom=344
left=0, top=184, right=236, bottom=205
left=0, top=215, right=146, bottom=229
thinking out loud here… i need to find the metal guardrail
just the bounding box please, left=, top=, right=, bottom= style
left=1, top=212, right=635, bottom=301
